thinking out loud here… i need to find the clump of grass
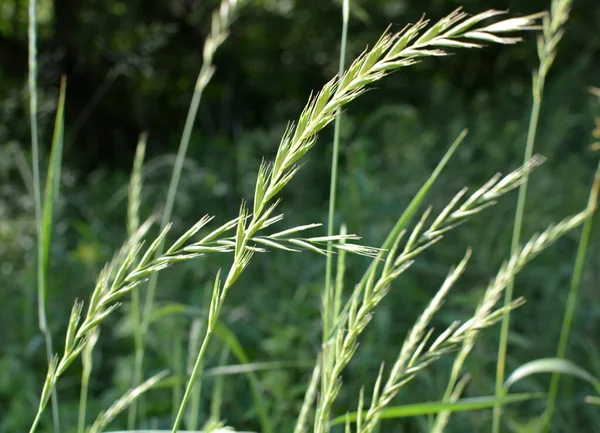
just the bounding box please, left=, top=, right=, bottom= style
left=311, top=154, right=552, bottom=433
left=25, top=3, right=596, bottom=433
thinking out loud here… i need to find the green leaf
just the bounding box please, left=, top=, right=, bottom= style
left=40, top=76, right=67, bottom=303
left=204, top=360, right=312, bottom=377
left=504, top=358, right=600, bottom=393
left=330, top=393, right=542, bottom=425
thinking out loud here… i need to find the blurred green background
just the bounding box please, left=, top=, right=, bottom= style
left=1, top=0, right=600, bottom=432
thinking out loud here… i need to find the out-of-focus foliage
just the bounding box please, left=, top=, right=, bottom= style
left=1, top=0, right=599, bottom=432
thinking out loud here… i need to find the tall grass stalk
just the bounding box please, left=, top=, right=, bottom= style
left=494, top=2, right=572, bottom=431
left=185, top=318, right=204, bottom=430
left=542, top=161, right=600, bottom=429
left=78, top=329, right=99, bottom=433
left=306, top=129, right=467, bottom=431
left=323, top=0, right=350, bottom=420
left=294, top=354, right=322, bottom=433
left=171, top=327, right=184, bottom=423
left=132, top=0, right=241, bottom=426
left=324, top=0, right=350, bottom=351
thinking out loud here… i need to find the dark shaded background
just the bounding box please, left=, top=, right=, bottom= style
left=1, top=0, right=600, bottom=432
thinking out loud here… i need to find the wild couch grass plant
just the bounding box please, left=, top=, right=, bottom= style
left=23, top=0, right=599, bottom=432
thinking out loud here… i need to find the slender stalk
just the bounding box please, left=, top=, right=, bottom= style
left=133, top=0, right=240, bottom=425
left=294, top=354, right=322, bottom=433
left=29, top=0, right=59, bottom=430
left=129, top=286, right=145, bottom=427
left=493, top=3, right=572, bottom=430
left=543, top=160, right=600, bottom=429
left=186, top=319, right=205, bottom=430
left=322, top=0, right=350, bottom=418
left=324, top=0, right=350, bottom=346
left=78, top=330, right=99, bottom=433
left=334, top=224, right=347, bottom=322
left=171, top=327, right=184, bottom=423
left=493, top=88, right=542, bottom=432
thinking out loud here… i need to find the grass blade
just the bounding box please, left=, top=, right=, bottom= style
left=36, top=73, right=67, bottom=433
left=504, top=358, right=600, bottom=394
left=330, top=393, right=543, bottom=425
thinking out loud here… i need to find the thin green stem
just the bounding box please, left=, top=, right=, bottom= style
left=77, top=369, right=89, bottom=433
left=324, top=0, right=349, bottom=343
left=186, top=319, right=205, bottom=430
left=493, top=83, right=542, bottom=433
left=173, top=208, right=270, bottom=432
left=172, top=327, right=184, bottom=424
left=543, top=160, right=600, bottom=429
left=29, top=409, right=44, bottom=433
left=141, top=60, right=211, bottom=332
left=78, top=330, right=98, bottom=433
left=29, top=0, right=59, bottom=430
left=322, top=0, right=349, bottom=415
left=135, top=48, right=216, bottom=428
left=133, top=0, right=237, bottom=421
left=77, top=372, right=88, bottom=433
left=494, top=4, right=571, bottom=429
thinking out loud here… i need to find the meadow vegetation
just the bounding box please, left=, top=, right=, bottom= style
left=1, top=0, right=599, bottom=432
